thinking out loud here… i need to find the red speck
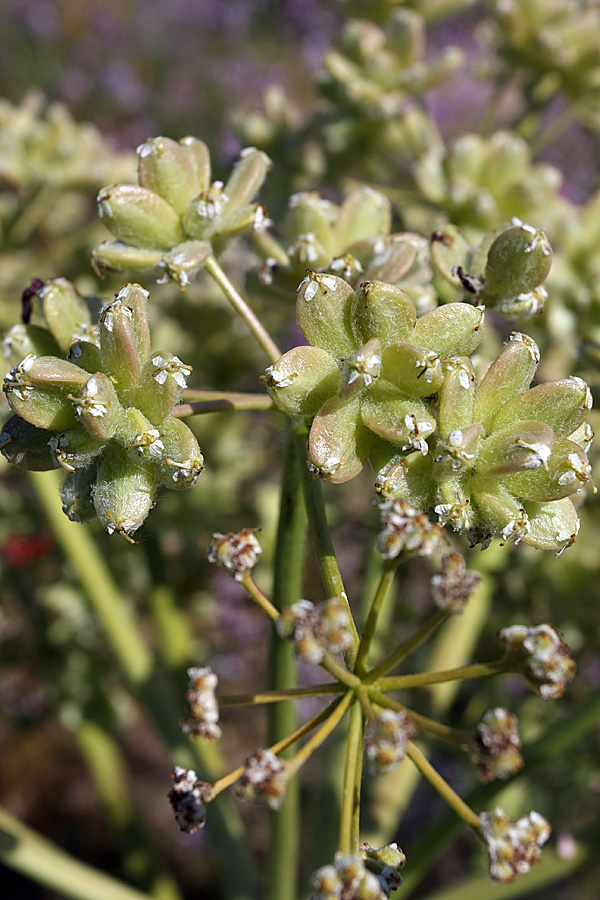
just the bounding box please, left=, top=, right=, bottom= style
left=0, top=534, right=54, bottom=568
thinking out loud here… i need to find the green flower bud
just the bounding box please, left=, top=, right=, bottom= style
left=263, top=346, right=340, bottom=418
left=48, top=428, right=105, bottom=473
left=338, top=338, right=381, bottom=402
left=491, top=376, right=592, bottom=438
left=135, top=351, right=193, bottom=424
left=179, top=137, right=211, bottom=192
left=296, top=272, right=356, bottom=356
left=2, top=324, right=61, bottom=368
left=438, top=358, right=476, bottom=437
left=39, top=278, right=92, bottom=352
left=285, top=192, right=336, bottom=258
left=61, top=463, right=99, bottom=523
left=501, top=438, right=593, bottom=502
left=361, top=386, right=436, bottom=451
left=351, top=281, right=415, bottom=348
left=93, top=444, right=157, bottom=539
left=72, top=373, right=122, bottom=441
left=412, top=303, right=484, bottom=358
left=137, top=136, right=200, bottom=216
left=67, top=339, right=103, bottom=373
left=221, top=147, right=271, bottom=211
left=332, top=186, right=391, bottom=251
left=99, top=285, right=150, bottom=396
left=430, top=225, right=472, bottom=288
left=91, top=240, right=164, bottom=277
left=359, top=234, right=429, bottom=285
left=481, top=221, right=552, bottom=302
left=308, top=396, right=371, bottom=483
left=4, top=354, right=82, bottom=430
left=381, top=343, right=443, bottom=397
left=477, top=421, right=554, bottom=477
left=158, top=417, right=204, bottom=490
left=97, top=184, right=183, bottom=248
left=433, top=422, right=482, bottom=480
left=181, top=182, right=228, bottom=240
left=115, top=407, right=164, bottom=459
left=474, top=333, right=540, bottom=434
left=0, top=414, right=58, bottom=471
left=158, top=241, right=212, bottom=289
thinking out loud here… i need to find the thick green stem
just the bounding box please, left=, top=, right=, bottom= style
left=0, top=805, right=154, bottom=900
left=339, top=703, right=365, bottom=854
left=204, top=254, right=282, bottom=363
left=405, top=742, right=480, bottom=831
left=354, top=560, right=398, bottom=677
left=292, top=421, right=358, bottom=662
left=31, top=471, right=260, bottom=900
left=266, top=425, right=307, bottom=900
left=366, top=608, right=451, bottom=682
left=378, top=657, right=513, bottom=692
left=173, top=391, right=273, bottom=418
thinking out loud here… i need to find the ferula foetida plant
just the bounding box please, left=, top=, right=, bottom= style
left=0, top=4, right=599, bottom=900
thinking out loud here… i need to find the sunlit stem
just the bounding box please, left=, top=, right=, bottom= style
left=204, top=254, right=282, bottom=364
left=365, top=608, right=451, bottom=683
left=292, top=420, right=358, bottom=664
left=210, top=698, right=343, bottom=801
left=320, top=652, right=361, bottom=691
left=339, top=703, right=365, bottom=854
left=287, top=691, right=355, bottom=778
left=406, top=742, right=480, bottom=831
left=378, top=656, right=514, bottom=692
left=173, top=391, right=273, bottom=418
left=354, top=560, right=398, bottom=678
left=366, top=687, right=467, bottom=745
left=219, top=683, right=344, bottom=708
left=240, top=572, right=280, bottom=621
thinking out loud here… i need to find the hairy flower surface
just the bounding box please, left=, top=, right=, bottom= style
left=265, top=271, right=484, bottom=483
left=168, top=767, right=210, bottom=834
left=479, top=807, right=551, bottom=883
left=498, top=624, right=576, bottom=699
left=380, top=332, right=593, bottom=551
left=468, top=708, right=523, bottom=783
left=92, top=137, right=271, bottom=286
left=364, top=710, right=419, bottom=775
left=431, top=553, right=480, bottom=612
left=1, top=282, right=203, bottom=538
left=311, top=843, right=405, bottom=899
left=237, top=749, right=288, bottom=810
left=180, top=666, right=221, bottom=742
left=207, top=528, right=262, bottom=581
left=276, top=597, right=354, bottom=664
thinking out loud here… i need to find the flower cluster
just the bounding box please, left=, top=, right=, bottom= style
left=498, top=624, right=576, bottom=699
left=364, top=710, right=419, bottom=775
left=430, top=553, right=481, bottom=612
left=1, top=281, right=203, bottom=539
left=376, top=498, right=447, bottom=560
left=207, top=528, right=262, bottom=581
left=276, top=597, right=355, bottom=664
left=180, top=666, right=221, bottom=742
left=168, top=767, right=210, bottom=834
left=479, top=807, right=551, bottom=884
left=92, top=137, right=271, bottom=287
left=311, top=844, right=405, bottom=900
left=236, top=749, right=288, bottom=810
left=468, top=708, right=523, bottom=783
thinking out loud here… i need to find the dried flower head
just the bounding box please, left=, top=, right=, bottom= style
left=237, top=749, right=288, bottom=810
left=498, top=624, right=576, bottom=699
left=468, top=708, right=523, bottom=783
left=364, top=710, right=419, bottom=775
left=207, top=528, right=262, bottom=581
left=276, top=597, right=354, bottom=664
left=479, top=807, right=551, bottom=883
left=167, top=766, right=211, bottom=834
left=377, top=498, right=447, bottom=560
left=180, top=666, right=221, bottom=742
left=431, top=554, right=481, bottom=612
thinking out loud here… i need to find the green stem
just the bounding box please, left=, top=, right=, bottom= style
left=405, top=742, right=480, bottom=831
left=267, top=425, right=307, bottom=900
left=241, top=572, right=280, bottom=621
left=288, top=691, right=354, bottom=777
left=219, top=683, right=343, bottom=707
left=31, top=471, right=260, bottom=900
left=354, top=560, right=398, bottom=677
left=0, top=805, right=153, bottom=900
left=366, top=608, right=451, bottom=682
left=339, top=703, right=365, bottom=854
left=292, top=421, right=358, bottom=662
left=379, top=657, right=513, bottom=692
left=173, top=391, right=273, bottom=418
left=204, top=254, right=282, bottom=363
